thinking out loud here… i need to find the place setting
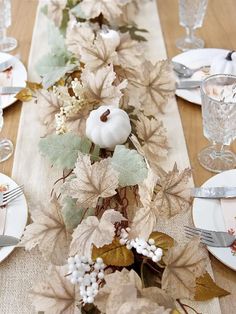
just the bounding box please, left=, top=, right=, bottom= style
left=1, top=0, right=236, bottom=313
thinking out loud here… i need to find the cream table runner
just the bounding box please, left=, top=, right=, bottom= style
left=0, top=1, right=222, bottom=313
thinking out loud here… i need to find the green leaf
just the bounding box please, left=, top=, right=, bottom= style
left=111, top=145, right=148, bottom=187
left=60, top=9, right=70, bottom=35
left=42, top=64, right=77, bottom=89
left=39, top=133, right=92, bottom=170
left=61, top=197, right=94, bottom=231
left=71, top=3, right=86, bottom=19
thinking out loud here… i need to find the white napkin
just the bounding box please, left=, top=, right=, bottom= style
left=221, top=199, right=236, bottom=254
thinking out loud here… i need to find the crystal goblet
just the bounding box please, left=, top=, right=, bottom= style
left=0, top=97, right=13, bottom=162
left=198, top=74, right=236, bottom=173
left=0, top=0, right=17, bottom=52
left=176, top=0, right=208, bottom=51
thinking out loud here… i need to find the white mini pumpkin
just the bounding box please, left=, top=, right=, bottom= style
left=100, top=29, right=120, bottom=48
left=86, top=105, right=131, bottom=149
left=210, top=50, right=236, bottom=75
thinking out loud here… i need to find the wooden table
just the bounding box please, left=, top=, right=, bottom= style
left=4, top=0, right=236, bottom=313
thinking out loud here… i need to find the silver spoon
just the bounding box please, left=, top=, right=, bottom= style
left=172, top=61, right=210, bottom=78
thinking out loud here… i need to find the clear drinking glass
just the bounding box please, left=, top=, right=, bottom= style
left=0, top=97, right=13, bottom=162
left=198, top=74, right=236, bottom=173
left=0, top=0, right=17, bottom=52
left=176, top=0, right=208, bottom=51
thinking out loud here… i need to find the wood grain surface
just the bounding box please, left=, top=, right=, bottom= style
left=157, top=0, right=236, bottom=312
left=3, top=0, right=235, bottom=313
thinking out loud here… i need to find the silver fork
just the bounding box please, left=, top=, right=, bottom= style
left=0, top=185, right=24, bottom=206
left=184, top=225, right=236, bottom=247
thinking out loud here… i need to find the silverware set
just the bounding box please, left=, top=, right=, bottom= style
left=0, top=185, right=24, bottom=247
left=0, top=57, right=23, bottom=95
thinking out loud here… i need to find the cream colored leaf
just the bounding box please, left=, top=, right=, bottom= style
left=116, top=33, right=144, bottom=68
left=79, top=0, right=126, bottom=21
left=20, top=195, right=71, bottom=265
left=70, top=209, right=125, bottom=256
left=66, top=21, right=95, bottom=57
left=136, top=113, right=168, bottom=164
left=62, top=153, right=119, bottom=208
left=81, top=65, right=127, bottom=106
left=139, top=60, right=176, bottom=115
left=37, top=90, right=62, bottom=136
left=81, top=34, right=118, bottom=71
left=154, top=163, right=192, bottom=218
left=48, top=0, right=67, bottom=27
left=95, top=269, right=172, bottom=314
left=162, top=238, right=207, bottom=300
left=30, top=265, right=81, bottom=314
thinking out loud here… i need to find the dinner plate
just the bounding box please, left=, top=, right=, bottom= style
left=0, top=173, right=27, bottom=263
left=172, top=48, right=229, bottom=105
left=192, top=169, right=236, bottom=271
left=0, top=52, right=27, bottom=109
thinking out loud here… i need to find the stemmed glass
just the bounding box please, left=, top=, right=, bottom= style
left=0, top=97, right=13, bottom=162
left=0, top=0, right=17, bottom=52
left=198, top=74, right=236, bottom=173
left=176, top=0, right=208, bottom=51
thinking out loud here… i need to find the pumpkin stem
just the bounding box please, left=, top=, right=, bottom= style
left=100, top=109, right=110, bottom=122
left=226, top=50, right=235, bottom=61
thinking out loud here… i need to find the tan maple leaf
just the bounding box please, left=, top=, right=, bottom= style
left=137, top=60, right=176, bottom=115
left=81, top=65, right=127, bottom=106
left=48, top=0, right=67, bottom=27
left=30, top=265, right=81, bottom=314
left=66, top=21, right=95, bottom=58
left=116, top=33, right=144, bottom=68
left=79, top=0, right=127, bottom=21
left=62, top=153, right=119, bottom=209
left=162, top=238, right=207, bottom=300
left=135, top=113, right=168, bottom=163
left=94, top=269, right=172, bottom=314
left=20, top=195, right=72, bottom=265
left=81, top=33, right=118, bottom=71
left=154, top=163, right=192, bottom=218
left=37, top=90, right=62, bottom=136
left=70, top=209, right=126, bottom=256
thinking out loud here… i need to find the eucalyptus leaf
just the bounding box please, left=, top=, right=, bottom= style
left=39, top=133, right=92, bottom=170
left=71, top=3, right=86, bottom=19
left=111, top=145, right=148, bottom=187
left=62, top=197, right=94, bottom=231
left=41, top=64, right=77, bottom=89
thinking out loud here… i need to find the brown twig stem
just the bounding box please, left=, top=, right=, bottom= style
left=176, top=299, right=202, bottom=314
left=100, top=109, right=110, bottom=122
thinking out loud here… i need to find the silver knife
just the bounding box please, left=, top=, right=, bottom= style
left=0, top=235, right=19, bottom=247
left=0, top=86, right=23, bottom=95
left=0, top=57, right=14, bottom=72
left=176, top=80, right=201, bottom=89
left=191, top=187, right=236, bottom=198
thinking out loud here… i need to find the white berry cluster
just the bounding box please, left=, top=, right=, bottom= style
left=67, top=255, right=105, bottom=304
left=119, top=228, right=163, bottom=263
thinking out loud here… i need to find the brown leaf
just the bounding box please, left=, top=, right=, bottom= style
left=92, top=237, right=134, bottom=266
left=20, top=195, right=71, bottom=265
left=26, top=81, right=43, bottom=91
left=62, top=153, right=119, bottom=209
left=138, top=60, right=176, bottom=115
left=70, top=209, right=126, bottom=257
left=195, top=272, right=230, bottom=301
left=135, top=113, right=168, bottom=163
left=30, top=265, right=81, bottom=314
left=15, top=87, right=32, bottom=102
left=162, top=238, right=207, bottom=300
left=81, top=65, right=127, bottom=106
left=150, top=231, right=174, bottom=251
left=154, top=163, right=192, bottom=218
left=81, top=33, right=118, bottom=71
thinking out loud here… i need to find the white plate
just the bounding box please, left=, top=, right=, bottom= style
left=0, top=173, right=27, bottom=263
left=172, top=48, right=228, bottom=105
left=192, top=169, right=236, bottom=271
left=0, top=52, right=27, bottom=109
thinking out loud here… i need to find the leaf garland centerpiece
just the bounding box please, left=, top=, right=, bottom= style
left=18, top=0, right=230, bottom=313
